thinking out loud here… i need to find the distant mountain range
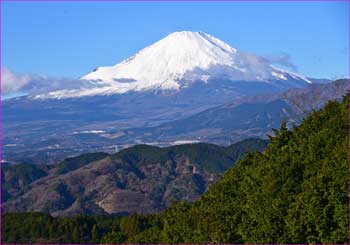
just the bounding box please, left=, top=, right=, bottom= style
left=2, top=138, right=268, bottom=216
left=118, top=79, right=349, bottom=145
left=3, top=31, right=345, bottom=164
left=3, top=79, right=347, bottom=164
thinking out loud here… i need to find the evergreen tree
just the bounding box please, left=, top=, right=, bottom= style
left=91, top=224, right=99, bottom=244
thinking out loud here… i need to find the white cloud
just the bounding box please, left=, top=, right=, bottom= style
left=1, top=68, right=94, bottom=96
left=262, top=53, right=297, bottom=71
left=1, top=68, right=32, bottom=93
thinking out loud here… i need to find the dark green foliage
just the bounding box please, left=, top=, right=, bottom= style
left=55, top=152, right=109, bottom=174
left=168, top=143, right=238, bottom=173
left=91, top=224, right=99, bottom=243
left=2, top=213, right=122, bottom=244
left=113, top=139, right=268, bottom=173
left=100, top=231, right=126, bottom=244
left=3, top=213, right=54, bottom=243
left=2, top=164, right=48, bottom=188
left=2, top=164, right=49, bottom=201
left=113, top=144, right=169, bottom=167
left=144, top=96, right=346, bottom=244
left=2, top=97, right=347, bottom=244
left=130, top=97, right=347, bottom=243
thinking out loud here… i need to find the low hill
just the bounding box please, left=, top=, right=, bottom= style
left=2, top=138, right=267, bottom=216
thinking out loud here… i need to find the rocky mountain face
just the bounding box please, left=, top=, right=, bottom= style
left=2, top=138, right=268, bottom=216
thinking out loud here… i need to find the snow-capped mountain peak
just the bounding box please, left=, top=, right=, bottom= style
left=34, top=31, right=311, bottom=99
left=80, top=31, right=238, bottom=91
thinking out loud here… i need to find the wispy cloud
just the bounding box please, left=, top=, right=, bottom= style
left=1, top=68, right=32, bottom=93
left=1, top=68, right=93, bottom=95
left=262, top=53, right=297, bottom=71
left=229, top=51, right=298, bottom=80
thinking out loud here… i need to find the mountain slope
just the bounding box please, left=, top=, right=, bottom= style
left=2, top=31, right=331, bottom=164
left=119, top=95, right=347, bottom=244
left=44, top=31, right=310, bottom=98
left=117, top=79, right=349, bottom=145
left=2, top=138, right=268, bottom=216
left=2, top=96, right=347, bottom=244
left=3, top=80, right=344, bottom=165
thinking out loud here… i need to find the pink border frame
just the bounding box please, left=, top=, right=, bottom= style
left=0, top=0, right=349, bottom=244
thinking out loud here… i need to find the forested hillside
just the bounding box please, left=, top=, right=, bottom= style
left=2, top=96, right=348, bottom=244
left=3, top=139, right=267, bottom=216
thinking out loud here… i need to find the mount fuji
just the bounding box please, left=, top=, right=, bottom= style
left=34, top=31, right=311, bottom=99
left=4, top=31, right=331, bottom=163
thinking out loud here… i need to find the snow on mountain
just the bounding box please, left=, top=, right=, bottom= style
left=81, top=31, right=237, bottom=89
left=34, top=31, right=311, bottom=99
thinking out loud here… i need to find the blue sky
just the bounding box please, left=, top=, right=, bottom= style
left=2, top=1, right=349, bottom=79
